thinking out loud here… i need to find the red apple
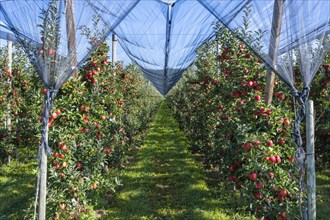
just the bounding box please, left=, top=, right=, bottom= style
left=256, top=181, right=263, bottom=189
left=279, top=189, right=288, bottom=197
left=254, top=95, right=261, bottom=101
left=275, top=155, right=281, bottom=163
left=254, top=191, right=261, bottom=200
left=58, top=203, right=66, bottom=210
left=266, top=140, right=273, bottom=147
left=268, top=155, right=276, bottom=163
left=51, top=112, right=58, bottom=120
left=283, top=119, right=291, bottom=126
left=229, top=165, right=235, bottom=172
left=243, top=142, right=252, bottom=151
left=288, top=156, right=295, bottom=163
left=254, top=140, right=261, bottom=146
left=248, top=172, right=257, bottom=181
left=268, top=172, right=275, bottom=180
left=279, top=137, right=285, bottom=145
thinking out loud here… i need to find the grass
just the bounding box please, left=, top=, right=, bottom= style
left=102, top=102, right=255, bottom=220
left=316, top=169, right=330, bottom=220
left=0, top=160, right=37, bottom=220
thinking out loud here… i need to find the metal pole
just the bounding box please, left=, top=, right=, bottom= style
left=306, top=100, right=316, bottom=220
left=112, top=33, right=117, bottom=64
left=38, top=135, right=48, bottom=220
left=264, top=0, right=285, bottom=105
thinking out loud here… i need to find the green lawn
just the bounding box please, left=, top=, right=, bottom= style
left=316, top=169, right=330, bottom=220
left=102, top=102, right=254, bottom=220
left=0, top=160, right=37, bottom=220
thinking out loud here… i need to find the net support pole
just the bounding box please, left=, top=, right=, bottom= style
left=65, top=0, right=77, bottom=77
left=112, top=33, right=117, bottom=64
left=264, top=0, right=285, bottom=105
left=306, top=100, right=316, bottom=220
left=6, top=36, right=12, bottom=164
left=38, top=135, right=48, bottom=220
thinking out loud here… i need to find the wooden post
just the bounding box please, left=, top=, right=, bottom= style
left=264, top=0, right=285, bottom=105
left=112, top=33, right=117, bottom=64
left=6, top=37, right=12, bottom=128
left=6, top=36, right=12, bottom=164
left=306, top=100, right=316, bottom=220
left=65, top=0, right=77, bottom=77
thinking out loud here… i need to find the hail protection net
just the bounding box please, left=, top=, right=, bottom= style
left=0, top=0, right=139, bottom=90
left=0, top=0, right=139, bottom=155
left=199, top=0, right=330, bottom=91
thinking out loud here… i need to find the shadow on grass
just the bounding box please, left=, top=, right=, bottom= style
left=102, top=102, right=253, bottom=220
left=0, top=161, right=37, bottom=220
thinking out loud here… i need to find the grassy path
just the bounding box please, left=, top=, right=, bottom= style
left=103, top=102, right=253, bottom=220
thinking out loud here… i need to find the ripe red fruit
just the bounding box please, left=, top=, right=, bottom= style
left=243, top=68, right=249, bottom=73
left=248, top=172, right=257, bottom=181
left=228, top=176, right=234, bottom=182
left=59, top=153, right=65, bottom=159
left=229, top=165, right=235, bottom=172
left=280, top=211, right=287, bottom=218
left=256, top=181, right=263, bottom=189
left=254, top=191, right=261, bottom=200
left=60, top=173, right=65, bottom=178
left=278, top=196, right=285, bottom=203
left=51, top=112, right=58, bottom=119
left=283, top=119, right=291, bottom=126
left=254, top=140, right=261, bottom=146
left=100, top=115, right=106, bottom=120
left=254, top=95, right=261, bottom=101
left=254, top=85, right=262, bottom=91
left=279, top=137, right=285, bottom=145
left=275, top=155, right=281, bottom=163
left=61, top=145, right=68, bottom=152
left=76, top=163, right=82, bottom=169
left=288, top=156, right=295, bottom=163
left=91, top=183, right=98, bottom=190
left=268, top=155, right=276, bottom=163
left=42, top=88, right=47, bottom=95
left=58, top=203, right=66, bottom=210
left=279, top=94, right=286, bottom=100
left=104, top=149, right=111, bottom=154
left=53, top=152, right=59, bottom=157
left=266, top=140, right=273, bottom=147
left=243, top=142, right=252, bottom=151
left=247, top=80, right=254, bottom=87
left=268, top=172, right=275, bottom=179
left=279, top=189, right=288, bottom=197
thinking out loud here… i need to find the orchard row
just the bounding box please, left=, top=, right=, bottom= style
left=167, top=25, right=329, bottom=219
left=0, top=42, right=162, bottom=218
